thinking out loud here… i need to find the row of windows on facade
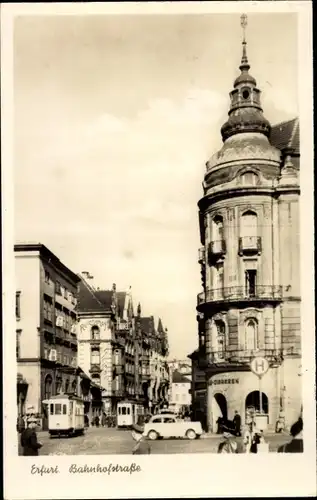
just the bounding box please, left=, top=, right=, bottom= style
left=173, top=393, right=190, bottom=402
left=45, top=271, right=77, bottom=305
left=44, top=375, right=76, bottom=400
left=43, top=347, right=77, bottom=366
left=209, top=210, right=259, bottom=241
left=201, top=318, right=260, bottom=354
left=45, top=302, right=77, bottom=332
left=211, top=265, right=258, bottom=297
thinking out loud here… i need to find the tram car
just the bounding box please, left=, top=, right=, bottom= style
left=117, top=401, right=145, bottom=428
left=46, top=394, right=85, bottom=437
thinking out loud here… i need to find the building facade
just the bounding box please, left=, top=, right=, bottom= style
left=77, top=277, right=170, bottom=414
left=188, top=349, right=207, bottom=431
left=196, top=29, right=301, bottom=432
left=169, top=371, right=191, bottom=414
left=15, top=243, right=81, bottom=429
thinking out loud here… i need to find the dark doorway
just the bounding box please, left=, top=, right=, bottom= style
left=245, top=270, right=257, bottom=297
left=245, top=390, right=269, bottom=414
left=214, top=393, right=228, bottom=420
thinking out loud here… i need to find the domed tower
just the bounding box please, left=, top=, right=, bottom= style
left=196, top=15, right=301, bottom=433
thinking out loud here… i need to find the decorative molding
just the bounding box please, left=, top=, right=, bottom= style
left=79, top=319, right=109, bottom=332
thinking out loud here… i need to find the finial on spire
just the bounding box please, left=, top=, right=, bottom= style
left=240, top=13, right=250, bottom=71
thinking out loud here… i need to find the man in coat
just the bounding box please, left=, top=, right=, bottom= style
left=20, top=417, right=43, bottom=456
left=278, top=417, right=303, bottom=453
left=233, top=410, right=242, bottom=436
left=131, top=423, right=151, bottom=455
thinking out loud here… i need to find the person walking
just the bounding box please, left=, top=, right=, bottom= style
left=20, top=417, right=42, bottom=456
left=101, top=412, right=107, bottom=427
left=278, top=417, right=303, bottom=453
left=233, top=410, right=241, bottom=436
left=217, top=425, right=239, bottom=453
left=131, top=423, right=151, bottom=455
left=243, top=422, right=254, bottom=453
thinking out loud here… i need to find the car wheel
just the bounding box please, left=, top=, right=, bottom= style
left=148, top=430, right=159, bottom=441
left=186, top=429, right=197, bottom=440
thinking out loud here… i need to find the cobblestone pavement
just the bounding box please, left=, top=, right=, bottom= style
left=18, top=427, right=291, bottom=456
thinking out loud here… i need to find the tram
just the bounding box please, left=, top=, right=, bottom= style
left=46, top=394, right=85, bottom=437
left=117, top=401, right=145, bottom=428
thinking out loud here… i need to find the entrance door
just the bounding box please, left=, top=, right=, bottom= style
left=212, top=393, right=228, bottom=431
left=245, top=391, right=269, bottom=417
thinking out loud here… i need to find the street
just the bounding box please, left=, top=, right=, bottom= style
left=18, top=427, right=291, bottom=456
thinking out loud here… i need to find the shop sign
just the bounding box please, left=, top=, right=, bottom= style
left=210, top=378, right=239, bottom=385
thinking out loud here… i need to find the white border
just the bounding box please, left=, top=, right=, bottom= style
left=2, top=2, right=315, bottom=499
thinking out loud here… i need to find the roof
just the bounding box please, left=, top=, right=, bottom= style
left=270, top=118, right=299, bottom=154
left=94, top=290, right=113, bottom=310
left=77, top=279, right=107, bottom=313
left=14, top=243, right=80, bottom=284
left=172, top=370, right=191, bottom=384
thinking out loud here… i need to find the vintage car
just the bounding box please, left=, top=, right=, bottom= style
left=143, top=414, right=203, bottom=440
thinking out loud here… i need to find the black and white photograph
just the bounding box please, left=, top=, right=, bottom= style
left=2, top=1, right=315, bottom=499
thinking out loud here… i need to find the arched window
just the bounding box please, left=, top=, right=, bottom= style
left=212, top=215, right=224, bottom=241
left=72, top=379, right=77, bottom=394
left=56, top=376, right=62, bottom=394
left=241, top=171, right=258, bottom=186
left=215, top=320, right=226, bottom=358
left=241, top=210, right=257, bottom=238
left=44, top=375, right=53, bottom=400
left=245, top=318, right=258, bottom=351
left=64, top=379, right=70, bottom=394
left=91, top=325, right=100, bottom=340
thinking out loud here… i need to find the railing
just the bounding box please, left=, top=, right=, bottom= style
left=198, top=247, right=205, bottom=264
left=197, top=285, right=282, bottom=305
left=238, top=236, right=262, bottom=254
left=198, top=347, right=301, bottom=368
left=209, top=240, right=226, bottom=256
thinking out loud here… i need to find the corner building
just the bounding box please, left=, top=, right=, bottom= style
left=197, top=36, right=301, bottom=432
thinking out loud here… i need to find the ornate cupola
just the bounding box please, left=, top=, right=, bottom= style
left=221, top=14, right=271, bottom=142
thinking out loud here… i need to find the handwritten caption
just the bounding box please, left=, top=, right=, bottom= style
left=31, top=463, right=141, bottom=476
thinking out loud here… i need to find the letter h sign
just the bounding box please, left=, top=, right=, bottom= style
left=250, top=356, right=269, bottom=377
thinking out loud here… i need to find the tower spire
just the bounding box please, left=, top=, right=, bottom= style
left=240, top=13, right=250, bottom=71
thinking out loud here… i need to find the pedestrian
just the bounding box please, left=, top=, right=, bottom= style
left=278, top=417, right=303, bottom=453
left=217, top=425, right=239, bottom=453
left=95, top=415, right=100, bottom=427
left=216, top=417, right=223, bottom=434
left=101, top=412, right=107, bottom=427
left=20, top=417, right=43, bottom=456
left=131, top=423, right=151, bottom=455
left=17, top=414, right=25, bottom=433
left=233, top=410, right=241, bottom=436
left=243, top=422, right=254, bottom=453
left=257, top=430, right=269, bottom=453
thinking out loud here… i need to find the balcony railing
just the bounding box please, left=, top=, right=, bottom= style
left=238, top=236, right=262, bottom=255
left=208, top=240, right=226, bottom=259
left=198, top=348, right=287, bottom=369
left=198, top=247, right=205, bottom=264
left=197, top=285, right=283, bottom=306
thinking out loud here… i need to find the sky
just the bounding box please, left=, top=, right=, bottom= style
left=14, top=13, right=298, bottom=360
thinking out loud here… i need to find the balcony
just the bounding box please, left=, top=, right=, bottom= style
left=238, top=236, right=262, bottom=255
left=208, top=240, right=226, bottom=261
left=197, top=285, right=283, bottom=308
left=89, top=364, right=101, bottom=374
left=198, top=247, right=205, bottom=264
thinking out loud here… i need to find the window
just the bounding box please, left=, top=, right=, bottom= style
left=245, top=270, right=257, bottom=297
left=63, top=355, right=68, bottom=365
left=65, top=379, right=70, bottom=394
left=91, top=326, right=100, bottom=341
left=163, top=417, right=175, bottom=423
left=16, top=330, right=21, bottom=359
left=241, top=210, right=257, bottom=238
left=50, top=403, right=54, bottom=414
left=56, top=377, right=62, bottom=394
left=56, top=282, right=61, bottom=295
left=44, top=375, right=53, bottom=400
left=60, top=286, right=65, bottom=298
left=16, top=292, right=21, bottom=319
left=152, top=417, right=163, bottom=423
left=63, top=404, right=67, bottom=415
left=45, top=271, right=50, bottom=283
left=55, top=403, right=62, bottom=415
left=91, top=347, right=100, bottom=365
left=245, top=319, right=258, bottom=351
left=241, top=171, right=258, bottom=186
left=64, top=288, right=68, bottom=300
left=215, top=320, right=226, bottom=358
left=215, top=262, right=224, bottom=291
left=212, top=215, right=224, bottom=241
left=57, top=351, right=62, bottom=364
left=122, top=407, right=127, bottom=415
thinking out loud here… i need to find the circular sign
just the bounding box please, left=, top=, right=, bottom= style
left=250, top=357, right=269, bottom=377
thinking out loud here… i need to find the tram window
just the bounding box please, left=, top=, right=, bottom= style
left=55, top=404, right=62, bottom=415
left=122, top=407, right=126, bottom=415
left=50, top=404, right=54, bottom=415
left=63, top=404, right=67, bottom=415
left=118, top=407, right=121, bottom=415
left=126, top=407, right=130, bottom=415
